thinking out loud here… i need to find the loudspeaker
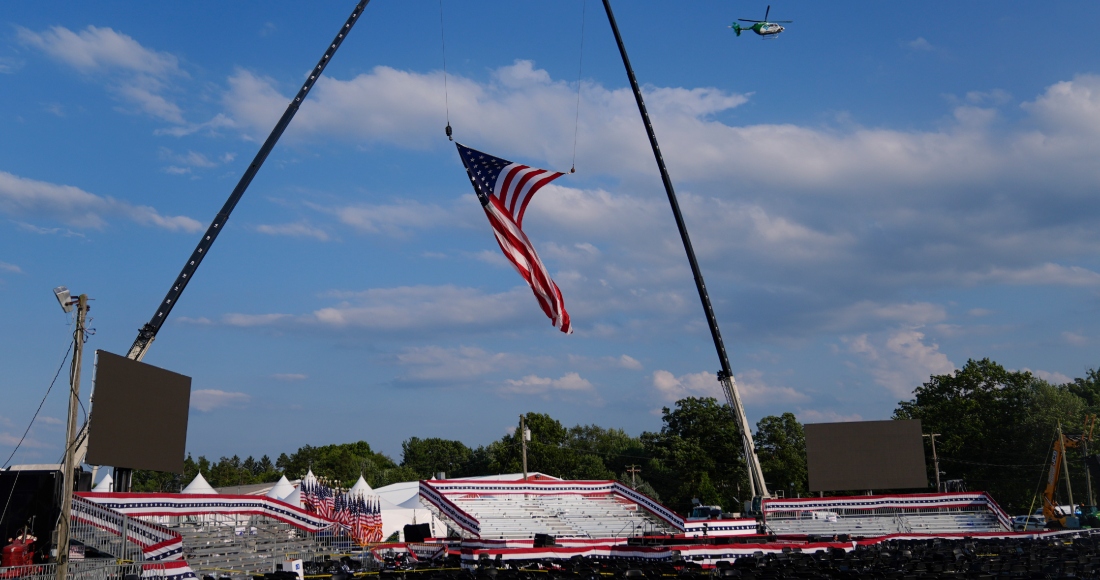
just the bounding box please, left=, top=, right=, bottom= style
left=403, top=523, right=431, bottom=543
left=75, top=470, right=93, bottom=492
left=533, top=533, right=556, bottom=547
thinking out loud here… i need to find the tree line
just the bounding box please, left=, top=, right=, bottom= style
left=133, top=358, right=1099, bottom=515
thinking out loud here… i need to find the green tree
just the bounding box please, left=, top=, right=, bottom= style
left=640, top=397, right=748, bottom=514
left=894, top=358, right=1088, bottom=512
left=755, top=413, right=807, bottom=497
left=277, top=441, right=398, bottom=488
left=1067, top=368, right=1100, bottom=410
left=401, top=437, right=473, bottom=479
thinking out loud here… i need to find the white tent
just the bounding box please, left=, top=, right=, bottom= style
left=266, top=475, right=295, bottom=500
left=281, top=485, right=303, bottom=508
left=92, top=473, right=113, bottom=492
left=372, top=480, right=445, bottom=541
left=302, top=469, right=318, bottom=486
left=181, top=472, right=218, bottom=494
left=347, top=475, right=373, bottom=498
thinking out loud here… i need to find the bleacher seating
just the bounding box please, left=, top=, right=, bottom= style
left=167, top=515, right=327, bottom=577
left=446, top=493, right=673, bottom=540
left=767, top=510, right=1006, bottom=537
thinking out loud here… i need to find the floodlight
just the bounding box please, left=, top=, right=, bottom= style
left=53, top=286, right=73, bottom=313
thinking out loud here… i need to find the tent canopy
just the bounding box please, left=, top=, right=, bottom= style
left=181, top=472, right=217, bottom=495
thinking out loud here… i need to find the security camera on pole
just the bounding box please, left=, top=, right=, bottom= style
left=52, top=286, right=90, bottom=580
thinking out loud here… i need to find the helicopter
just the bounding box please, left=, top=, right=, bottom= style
left=730, top=5, right=792, bottom=38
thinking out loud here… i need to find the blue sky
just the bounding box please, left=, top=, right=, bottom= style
left=2, top=1, right=1099, bottom=466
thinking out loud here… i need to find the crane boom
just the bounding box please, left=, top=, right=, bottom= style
left=126, top=0, right=372, bottom=362
left=602, top=0, right=769, bottom=501
left=71, top=1, right=372, bottom=481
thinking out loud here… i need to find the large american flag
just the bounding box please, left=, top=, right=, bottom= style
left=456, top=143, right=572, bottom=334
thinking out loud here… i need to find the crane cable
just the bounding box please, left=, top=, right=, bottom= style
left=439, top=0, right=452, bottom=140
left=570, top=0, right=587, bottom=173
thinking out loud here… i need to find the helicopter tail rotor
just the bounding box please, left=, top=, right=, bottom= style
left=730, top=22, right=742, bottom=36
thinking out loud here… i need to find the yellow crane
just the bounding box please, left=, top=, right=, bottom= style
left=1042, top=417, right=1097, bottom=528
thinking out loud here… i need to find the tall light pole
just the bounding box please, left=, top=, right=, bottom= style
left=923, top=433, right=941, bottom=492
left=52, top=287, right=89, bottom=580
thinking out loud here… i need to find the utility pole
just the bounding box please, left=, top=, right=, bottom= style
left=626, top=465, right=641, bottom=489
left=520, top=415, right=529, bottom=481
left=1059, top=423, right=1075, bottom=508
left=55, top=290, right=89, bottom=580
left=923, top=433, right=941, bottom=492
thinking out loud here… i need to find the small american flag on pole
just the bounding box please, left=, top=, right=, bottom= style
left=456, top=143, right=572, bottom=334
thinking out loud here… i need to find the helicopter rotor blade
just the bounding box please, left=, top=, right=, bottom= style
left=738, top=19, right=762, bottom=23
left=764, top=5, right=770, bottom=21
left=772, top=20, right=793, bottom=23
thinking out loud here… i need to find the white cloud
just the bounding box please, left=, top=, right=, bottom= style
left=254, top=222, right=330, bottom=241
left=616, top=355, right=643, bottom=370
left=190, top=389, right=251, bottom=412
left=217, top=285, right=534, bottom=334
left=796, top=409, right=864, bottom=424
left=827, top=301, right=947, bottom=331
left=845, top=329, right=956, bottom=397
left=0, top=56, right=22, bottom=74
left=0, top=261, right=23, bottom=274
left=652, top=370, right=722, bottom=401
left=320, top=200, right=456, bottom=236
left=158, top=148, right=219, bottom=169
left=0, top=432, right=52, bottom=449
left=501, top=372, right=594, bottom=396
left=906, top=37, right=934, bottom=51
left=17, top=25, right=179, bottom=75
left=735, top=369, right=810, bottom=405
left=223, top=313, right=291, bottom=327
left=0, top=170, right=202, bottom=231
left=172, top=66, right=1100, bottom=354
left=1062, top=331, right=1088, bottom=346
left=963, top=263, right=1100, bottom=287
left=1022, top=74, right=1100, bottom=138
left=395, top=346, right=525, bottom=381
left=14, top=221, right=85, bottom=237
left=18, top=25, right=187, bottom=123
left=652, top=369, right=805, bottom=405
left=1025, top=369, right=1074, bottom=385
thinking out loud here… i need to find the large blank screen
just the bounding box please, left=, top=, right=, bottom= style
left=86, top=350, right=191, bottom=473
left=804, top=419, right=928, bottom=492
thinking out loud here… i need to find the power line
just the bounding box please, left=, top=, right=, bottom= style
left=2, top=339, right=73, bottom=469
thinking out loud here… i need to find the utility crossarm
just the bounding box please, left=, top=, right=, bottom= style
left=72, top=0, right=372, bottom=468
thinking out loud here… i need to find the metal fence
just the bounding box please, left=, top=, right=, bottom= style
left=0, top=560, right=156, bottom=579
left=69, top=497, right=147, bottom=562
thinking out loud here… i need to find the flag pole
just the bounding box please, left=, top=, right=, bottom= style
left=600, top=0, right=769, bottom=501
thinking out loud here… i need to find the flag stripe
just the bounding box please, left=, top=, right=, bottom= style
left=458, top=144, right=572, bottom=334
left=516, top=171, right=563, bottom=227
